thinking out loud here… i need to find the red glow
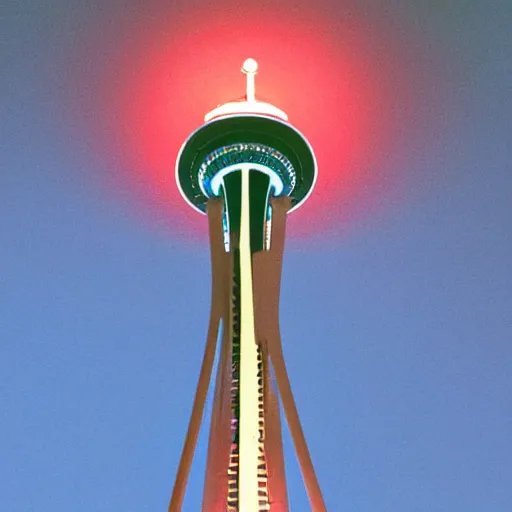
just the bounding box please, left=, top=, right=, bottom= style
left=71, top=3, right=439, bottom=241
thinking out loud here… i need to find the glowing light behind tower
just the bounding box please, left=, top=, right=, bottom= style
left=71, top=3, right=441, bottom=240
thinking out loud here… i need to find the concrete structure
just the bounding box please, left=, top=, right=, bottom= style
left=169, top=59, right=326, bottom=512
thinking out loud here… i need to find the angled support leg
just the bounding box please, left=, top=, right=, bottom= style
left=168, top=198, right=227, bottom=512
left=202, top=252, right=233, bottom=509
left=253, top=197, right=327, bottom=512
left=262, top=345, right=290, bottom=511
left=269, top=338, right=327, bottom=512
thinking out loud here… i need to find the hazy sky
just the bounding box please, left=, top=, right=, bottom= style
left=2, top=1, right=511, bottom=510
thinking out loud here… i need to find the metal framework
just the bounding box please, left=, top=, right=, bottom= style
left=168, top=59, right=326, bottom=512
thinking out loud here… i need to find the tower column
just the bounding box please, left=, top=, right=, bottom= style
left=168, top=199, right=227, bottom=512
left=253, top=198, right=327, bottom=512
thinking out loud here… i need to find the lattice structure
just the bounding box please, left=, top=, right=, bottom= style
left=227, top=252, right=241, bottom=512
left=257, top=348, right=270, bottom=511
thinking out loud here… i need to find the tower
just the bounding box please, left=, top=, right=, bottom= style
left=169, top=59, right=326, bottom=512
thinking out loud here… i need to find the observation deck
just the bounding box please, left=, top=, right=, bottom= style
left=176, top=58, right=318, bottom=232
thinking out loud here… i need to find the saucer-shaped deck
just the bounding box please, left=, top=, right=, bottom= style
left=176, top=114, right=317, bottom=215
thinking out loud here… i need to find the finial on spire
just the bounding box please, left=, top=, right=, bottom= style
left=242, top=58, right=258, bottom=102
left=203, top=58, right=288, bottom=122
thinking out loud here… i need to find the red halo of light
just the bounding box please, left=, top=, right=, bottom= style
left=72, top=3, right=435, bottom=242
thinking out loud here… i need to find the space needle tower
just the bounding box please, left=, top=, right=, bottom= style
left=169, top=58, right=326, bottom=512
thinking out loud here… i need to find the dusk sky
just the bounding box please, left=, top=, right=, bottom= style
left=2, top=1, right=511, bottom=510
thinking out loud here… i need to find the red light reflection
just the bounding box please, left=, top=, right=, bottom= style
left=72, top=3, right=437, bottom=241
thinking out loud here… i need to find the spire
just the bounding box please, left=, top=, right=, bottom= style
left=242, top=58, right=258, bottom=102
left=204, top=58, right=288, bottom=122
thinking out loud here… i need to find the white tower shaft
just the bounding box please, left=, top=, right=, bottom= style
left=238, top=168, right=262, bottom=512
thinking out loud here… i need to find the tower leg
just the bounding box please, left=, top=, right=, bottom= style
left=168, top=199, right=227, bottom=512
left=261, top=344, right=289, bottom=511
left=269, top=339, right=327, bottom=512
left=253, top=197, right=327, bottom=512
left=201, top=310, right=233, bottom=510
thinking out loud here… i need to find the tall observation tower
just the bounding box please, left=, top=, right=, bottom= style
left=169, top=59, right=326, bottom=512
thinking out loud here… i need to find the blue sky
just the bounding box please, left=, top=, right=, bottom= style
left=1, top=1, right=511, bottom=510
